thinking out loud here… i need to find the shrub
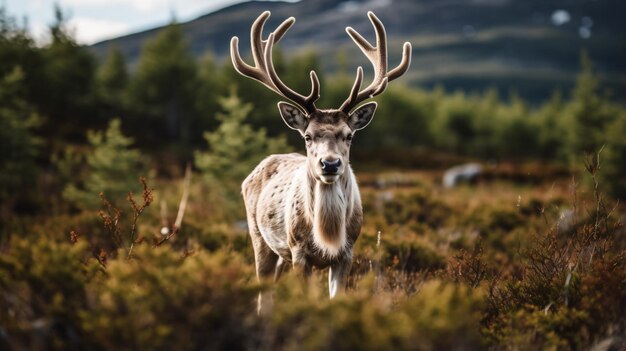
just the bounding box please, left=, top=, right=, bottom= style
left=265, top=278, right=485, bottom=351
left=0, top=236, right=100, bottom=349
left=483, top=158, right=625, bottom=349
left=80, top=245, right=259, bottom=350
left=382, top=190, right=453, bottom=229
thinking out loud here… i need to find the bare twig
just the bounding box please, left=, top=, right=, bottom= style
left=174, top=163, right=192, bottom=229
left=127, top=177, right=154, bottom=259
left=160, top=199, right=168, bottom=229
left=69, top=229, right=108, bottom=270
left=99, top=192, right=123, bottom=248
left=154, top=164, right=191, bottom=247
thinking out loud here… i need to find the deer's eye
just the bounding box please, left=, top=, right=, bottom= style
left=304, top=134, right=312, bottom=142
left=346, top=134, right=353, bottom=141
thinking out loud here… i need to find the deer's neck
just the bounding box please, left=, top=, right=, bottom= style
left=306, top=170, right=353, bottom=257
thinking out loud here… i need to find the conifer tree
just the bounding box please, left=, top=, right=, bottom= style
left=0, top=67, right=39, bottom=205
left=600, top=112, right=626, bottom=199
left=62, top=119, right=146, bottom=209
left=536, top=91, right=567, bottom=160
left=96, top=45, right=128, bottom=117
left=128, top=22, right=198, bottom=145
left=567, top=53, right=613, bottom=163
left=195, top=91, right=291, bottom=186
left=39, top=5, right=97, bottom=141
left=194, top=52, right=221, bottom=139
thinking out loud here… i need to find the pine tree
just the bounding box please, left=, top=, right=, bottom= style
left=567, top=52, right=613, bottom=163
left=0, top=5, right=40, bottom=80
left=62, top=119, right=146, bottom=209
left=96, top=45, right=128, bottom=117
left=195, top=91, right=291, bottom=186
left=536, top=91, right=567, bottom=160
left=0, top=67, right=39, bottom=206
left=193, top=52, right=221, bottom=140
left=600, top=112, right=626, bottom=199
left=39, top=5, right=97, bottom=142
left=127, top=22, right=198, bottom=146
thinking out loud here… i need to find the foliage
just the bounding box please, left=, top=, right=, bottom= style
left=482, top=158, right=625, bottom=349
left=80, top=246, right=259, bottom=350
left=565, top=53, right=615, bottom=163
left=193, top=52, right=221, bottom=135
left=96, top=45, right=128, bottom=118
left=61, top=119, right=147, bottom=209
left=2, top=154, right=624, bottom=350
left=39, top=6, right=98, bottom=142
left=0, top=236, right=100, bottom=349
left=0, top=66, right=39, bottom=209
left=194, top=91, right=292, bottom=220
left=600, top=112, right=626, bottom=200
left=264, top=278, right=485, bottom=351
left=127, top=22, right=199, bottom=147
left=195, top=91, right=291, bottom=185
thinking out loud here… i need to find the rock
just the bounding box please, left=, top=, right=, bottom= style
left=443, top=163, right=483, bottom=188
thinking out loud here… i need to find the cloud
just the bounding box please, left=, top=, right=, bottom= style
left=59, top=0, right=169, bottom=13
left=11, top=0, right=247, bottom=45
left=68, top=17, right=131, bottom=44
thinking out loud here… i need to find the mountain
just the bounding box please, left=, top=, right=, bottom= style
left=90, top=0, right=626, bottom=103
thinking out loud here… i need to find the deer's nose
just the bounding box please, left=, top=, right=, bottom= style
left=320, top=158, right=341, bottom=174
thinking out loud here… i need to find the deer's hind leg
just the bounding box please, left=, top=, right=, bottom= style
left=249, top=230, right=279, bottom=315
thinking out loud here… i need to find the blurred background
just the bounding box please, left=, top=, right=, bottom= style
left=1, top=0, right=625, bottom=350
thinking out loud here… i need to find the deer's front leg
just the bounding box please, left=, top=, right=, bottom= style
left=291, top=246, right=312, bottom=285
left=329, top=254, right=352, bottom=298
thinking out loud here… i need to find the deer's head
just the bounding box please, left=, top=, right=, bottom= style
left=231, top=11, right=411, bottom=184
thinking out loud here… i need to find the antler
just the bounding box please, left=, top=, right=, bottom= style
left=230, top=11, right=320, bottom=114
left=340, top=11, right=412, bottom=114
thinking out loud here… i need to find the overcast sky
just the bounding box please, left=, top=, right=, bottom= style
left=5, top=0, right=259, bottom=45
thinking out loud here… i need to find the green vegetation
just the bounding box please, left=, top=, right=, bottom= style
left=0, top=67, right=39, bottom=208
left=195, top=92, right=291, bottom=186
left=127, top=23, right=200, bottom=147
left=0, top=6, right=624, bottom=350
left=59, top=119, right=148, bottom=209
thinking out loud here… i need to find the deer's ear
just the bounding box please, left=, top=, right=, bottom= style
left=348, top=102, right=377, bottom=131
left=278, top=101, right=308, bottom=132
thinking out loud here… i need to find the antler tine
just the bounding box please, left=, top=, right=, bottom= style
left=230, top=12, right=319, bottom=114
left=250, top=11, right=271, bottom=69
left=340, top=11, right=412, bottom=113
left=272, top=15, right=295, bottom=43
left=265, top=32, right=320, bottom=113
left=367, top=11, right=388, bottom=75
left=231, top=36, right=277, bottom=91
left=308, top=70, right=320, bottom=102
left=339, top=66, right=364, bottom=112
left=388, top=42, right=412, bottom=81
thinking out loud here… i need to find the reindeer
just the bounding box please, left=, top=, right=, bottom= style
left=231, top=11, right=411, bottom=313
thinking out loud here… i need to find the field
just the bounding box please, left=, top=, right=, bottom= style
left=2, top=155, right=624, bottom=350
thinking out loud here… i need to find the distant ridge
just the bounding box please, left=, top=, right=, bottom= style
left=90, top=0, right=626, bottom=102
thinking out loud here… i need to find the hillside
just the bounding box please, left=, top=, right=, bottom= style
left=90, top=0, right=626, bottom=102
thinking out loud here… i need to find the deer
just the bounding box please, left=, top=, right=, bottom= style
left=231, top=10, right=411, bottom=313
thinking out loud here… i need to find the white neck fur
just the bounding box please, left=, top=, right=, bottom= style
left=306, top=171, right=353, bottom=257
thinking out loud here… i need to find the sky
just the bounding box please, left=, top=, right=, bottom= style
left=4, top=0, right=253, bottom=45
